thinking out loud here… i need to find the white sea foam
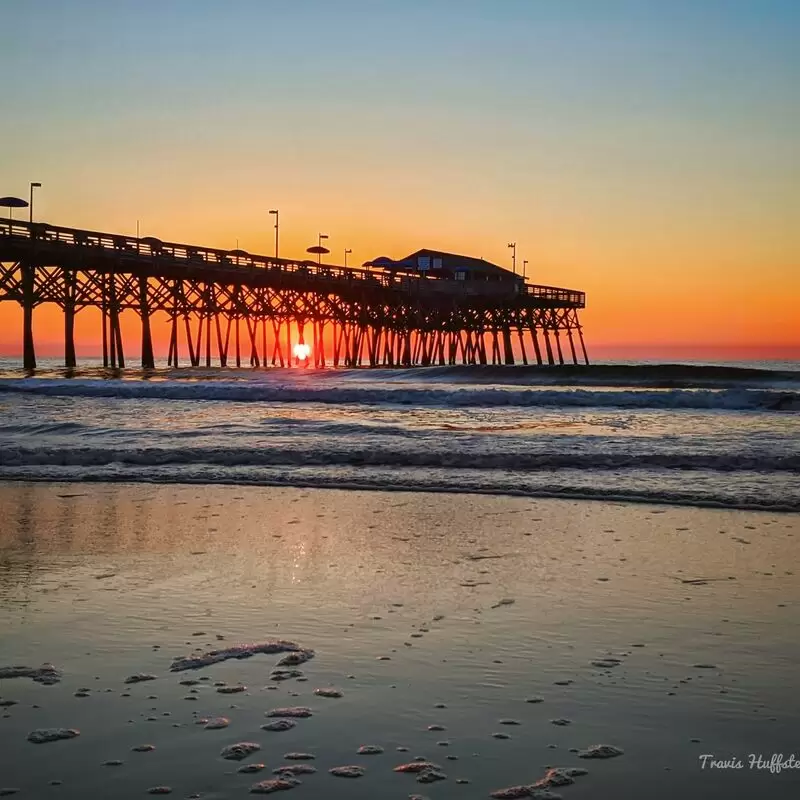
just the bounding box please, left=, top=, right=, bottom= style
left=1, top=377, right=797, bottom=411
left=1, top=365, right=797, bottom=512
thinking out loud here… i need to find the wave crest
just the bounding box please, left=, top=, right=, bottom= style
left=0, top=378, right=797, bottom=411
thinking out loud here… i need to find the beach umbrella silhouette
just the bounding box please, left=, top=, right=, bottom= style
left=0, top=196, right=28, bottom=231
left=140, top=236, right=162, bottom=254
left=228, top=248, right=249, bottom=265
left=306, top=244, right=330, bottom=266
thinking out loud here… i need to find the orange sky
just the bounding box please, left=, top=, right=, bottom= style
left=1, top=2, right=798, bottom=362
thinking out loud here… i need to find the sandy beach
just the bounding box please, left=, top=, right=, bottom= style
left=0, top=481, right=797, bottom=799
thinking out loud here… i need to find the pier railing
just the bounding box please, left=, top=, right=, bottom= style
left=1, top=218, right=585, bottom=307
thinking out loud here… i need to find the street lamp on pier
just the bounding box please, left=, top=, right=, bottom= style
left=507, top=242, right=516, bottom=274
left=344, top=248, right=352, bottom=268
left=523, top=259, right=528, bottom=280
left=269, top=209, right=279, bottom=258
left=29, top=183, right=41, bottom=223
left=317, top=233, right=328, bottom=265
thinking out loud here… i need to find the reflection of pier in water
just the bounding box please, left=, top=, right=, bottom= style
left=0, top=218, right=588, bottom=370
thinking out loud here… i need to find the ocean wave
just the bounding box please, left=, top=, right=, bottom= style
left=1, top=444, right=797, bottom=472
left=0, top=378, right=797, bottom=411
left=340, top=364, right=800, bottom=388
left=0, top=465, right=796, bottom=513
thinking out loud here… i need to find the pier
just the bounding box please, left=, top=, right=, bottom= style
left=0, top=218, right=588, bottom=370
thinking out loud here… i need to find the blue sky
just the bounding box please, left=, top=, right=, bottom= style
left=1, top=0, right=798, bottom=350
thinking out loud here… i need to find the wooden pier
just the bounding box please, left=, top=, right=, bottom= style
left=0, top=218, right=588, bottom=370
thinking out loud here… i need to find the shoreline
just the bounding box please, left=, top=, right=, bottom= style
left=0, top=475, right=798, bottom=514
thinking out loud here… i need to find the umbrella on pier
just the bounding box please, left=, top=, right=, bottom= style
left=227, top=248, right=250, bottom=265
left=0, top=196, right=28, bottom=231
left=307, top=244, right=330, bottom=266
left=140, top=236, right=163, bottom=253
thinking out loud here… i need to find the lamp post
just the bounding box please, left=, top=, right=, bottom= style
left=507, top=242, right=516, bottom=274
left=269, top=209, right=279, bottom=258
left=523, top=259, right=528, bottom=280
left=344, top=248, right=352, bottom=268
left=29, top=182, right=41, bottom=223
left=317, top=233, right=328, bottom=265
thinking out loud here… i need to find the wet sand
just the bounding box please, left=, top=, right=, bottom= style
left=0, top=482, right=798, bottom=799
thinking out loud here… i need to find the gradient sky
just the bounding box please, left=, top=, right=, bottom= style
left=1, top=0, right=798, bottom=359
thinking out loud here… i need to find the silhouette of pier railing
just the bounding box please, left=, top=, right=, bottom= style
left=0, top=217, right=588, bottom=370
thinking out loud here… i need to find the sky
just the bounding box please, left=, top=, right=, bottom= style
left=1, top=0, right=798, bottom=360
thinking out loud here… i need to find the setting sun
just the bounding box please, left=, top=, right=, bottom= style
left=293, top=343, right=311, bottom=362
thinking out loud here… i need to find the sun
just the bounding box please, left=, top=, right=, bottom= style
left=293, top=343, right=311, bottom=362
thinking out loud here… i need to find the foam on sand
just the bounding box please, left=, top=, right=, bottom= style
left=273, top=765, right=317, bottom=776
left=357, top=745, right=384, bottom=754
left=249, top=778, right=300, bottom=793
left=265, top=707, right=313, bottom=718
left=169, top=641, right=314, bottom=671
left=124, top=673, right=157, bottom=684
left=27, top=728, right=79, bottom=744
left=262, top=720, right=296, bottom=732
left=1, top=664, right=62, bottom=685
left=578, top=744, right=624, bottom=759
left=220, top=742, right=261, bottom=761
left=329, top=765, right=365, bottom=778
left=313, top=687, right=343, bottom=698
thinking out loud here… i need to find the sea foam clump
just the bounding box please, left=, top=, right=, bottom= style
left=265, top=707, right=313, bottom=718
left=250, top=778, right=300, bottom=793
left=1, top=664, right=62, bottom=685
left=578, top=744, right=624, bottom=759
left=221, top=742, right=261, bottom=761
left=27, top=728, right=79, bottom=744
left=329, top=766, right=365, bottom=778
left=276, top=651, right=314, bottom=667
left=273, top=765, right=316, bottom=776
left=532, top=769, right=576, bottom=789
left=394, top=762, right=442, bottom=774
left=491, top=789, right=562, bottom=800
left=313, top=687, right=342, bottom=698
left=124, top=673, right=157, bottom=684
left=170, top=641, right=313, bottom=672
left=204, top=717, right=230, bottom=730
left=262, top=720, right=296, bottom=732
left=490, top=787, right=532, bottom=799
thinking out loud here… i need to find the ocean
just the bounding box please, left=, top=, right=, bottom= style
left=1, top=362, right=799, bottom=799
left=1, top=359, right=798, bottom=511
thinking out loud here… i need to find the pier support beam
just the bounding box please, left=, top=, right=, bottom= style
left=139, top=276, right=155, bottom=369
left=502, top=328, right=515, bottom=365
left=578, top=325, right=590, bottom=365
left=64, top=268, right=76, bottom=369
left=22, top=262, right=36, bottom=370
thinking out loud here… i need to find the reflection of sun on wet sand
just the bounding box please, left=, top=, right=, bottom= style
left=0, top=482, right=797, bottom=799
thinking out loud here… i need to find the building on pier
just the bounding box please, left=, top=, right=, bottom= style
left=367, top=249, right=522, bottom=287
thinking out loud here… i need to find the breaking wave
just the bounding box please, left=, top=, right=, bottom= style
left=0, top=378, right=797, bottom=411
left=1, top=444, right=798, bottom=473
